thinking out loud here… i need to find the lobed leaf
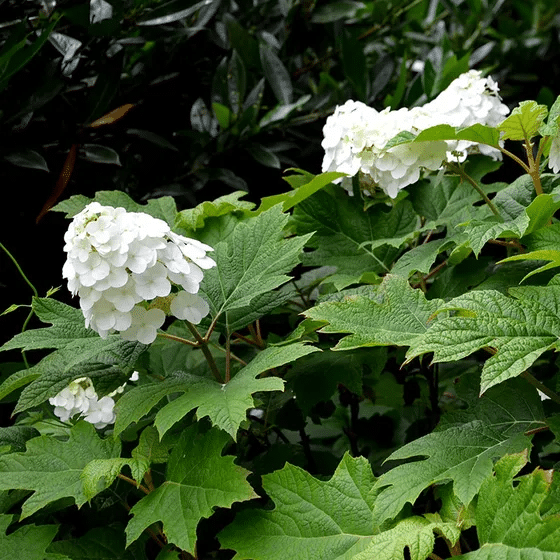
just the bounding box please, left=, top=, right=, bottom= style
left=305, top=275, right=443, bottom=350
left=219, top=454, right=377, bottom=560
left=407, top=286, right=560, bottom=393
left=372, top=378, right=544, bottom=525
left=455, top=452, right=560, bottom=558
left=0, top=422, right=120, bottom=519
left=126, top=425, right=257, bottom=555
left=497, top=100, right=548, bottom=141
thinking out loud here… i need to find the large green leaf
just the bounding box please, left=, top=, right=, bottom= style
left=0, top=515, right=62, bottom=560
left=456, top=452, right=560, bottom=558
left=200, top=205, right=312, bottom=332
left=116, top=342, right=317, bottom=439
left=291, top=187, right=419, bottom=290
left=372, top=377, right=544, bottom=525
left=407, top=286, right=560, bottom=393
left=51, top=190, right=177, bottom=227
left=219, top=454, right=377, bottom=559
left=174, top=191, right=254, bottom=234
left=0, top=422, right=120, bottom=519
left=497, top=100, right=548, bottom=141
left=353, top=514, right=461, bottom=560
left=126, top=425, right=257, bottom=555
left=304, top=275, right=443, bottom=350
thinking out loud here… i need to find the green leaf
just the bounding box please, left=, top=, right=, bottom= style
left=52, top=190, right=177, bottom=226
left=407, top=285, right=560, bottom=393
left=497, top=100, right=548, bottom=141
left=4, top=149, right=49, bottom=172
left=174, top=192, right=254, bottom=234
left=539, top=94, right=560, bottom=137
left=409, top=156, right=505, bottom=229
left=116, top=342, right=317, bottom=439
left=0, top=298, right=102, bottom=352
left=201, top=205, right=312, bottom=330
left=372, top=378, right=544, bottom=525
left=499, top=250, right=560, bottom=282
left=291, top=187, right=419, bottom=290
left=0, top=17, right=60, bottom=92
left=251, top=170, right=346, bottom=215
left=47, top=525, right=136, bottom=560
left=126, top=425, right=257, bottom=555
left=461, top=175, right=560, bottom=256
left=457, top=452, right=560, bottom=558
left=305, top=275, right=443, bottom=350
left=219, top=453, right=377, bottom=559
left=259, top=44, right=292, bottom=105
left=391, top=238, right=453, bottom=278
left=0, top=515, right=59, bottom=560
left=412, top=123, right=500, bottom=147
left=212, top=102, right=233, bottom=128
left=0, top=422, right=120, bottom=519
left=81, top=457, right=149, bottom=499
left=353, top=514, right=461, bottom=560
left=79, top=144, right=121, bottom=166
left=0, top=426, right=39, bottom=453
left=0, top=298, right=144, bottom=408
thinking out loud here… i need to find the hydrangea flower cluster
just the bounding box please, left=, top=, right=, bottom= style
left=322, top=70, right=510, bottom=198
left=63, top=202, right=215, bottom=344
left=49, top=373, right=139, bottom=429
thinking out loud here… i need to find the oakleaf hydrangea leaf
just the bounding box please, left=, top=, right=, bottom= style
left=201, top=205, right=312, bottom=331
left=372, top=378, right=544, bottom=525
left=499, top=249, right=560, bottom=282
left=353, top=514, right=460, bottom=560
left=457, top=452, right=560, bottom=558
left=174, top=191, right=254, bottom=234
left=407, top=286, right=560, bottom=393
left=116, top=342, right=316, bottom=439
left=125, top=425, right=257, bottom=555
left=304, top=275, right=443, bottom=350
left=0, top=422, right=120, bottom=519
left=291, top=186, right=418, bottom=290
left=52, top=190, right=177, bottom=226
left=497, top=100, right=548, bottom=141
left=219, top=453, right=377, bottom=559
left=0, top=515, right=61, bottom=560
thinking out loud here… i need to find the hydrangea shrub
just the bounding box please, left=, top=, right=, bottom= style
left=3, top=70, right=560, bottom=559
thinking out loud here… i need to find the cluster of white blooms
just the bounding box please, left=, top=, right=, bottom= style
left=63, top=202, right=215, bottom=344
left=423, top=70, right=510, bottom=161
left=49, top=372, right=138, bottom=429
left=322, top=70, right=510, bottom=198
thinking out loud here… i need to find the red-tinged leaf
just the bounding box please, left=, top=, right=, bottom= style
left=88, top=103, right=135, bottom=127
left=36, top=143, right=77, bottom=223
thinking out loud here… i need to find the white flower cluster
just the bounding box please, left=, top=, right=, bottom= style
left=63, top=202, right=215, bottom=344
left=49, top=372, right=138, bottom=429
left=322, top=70, right=510, bottom=198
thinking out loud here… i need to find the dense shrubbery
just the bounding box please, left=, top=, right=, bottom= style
left=2, top=1, right=560, bottom=559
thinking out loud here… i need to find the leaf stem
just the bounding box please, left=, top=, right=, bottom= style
left=446, top=163, right=502, bottom=219
left=0, top=241, right=39, bottom=298
left=524, top=139, right=543, bottom=195
left=157, top=332, right=198, bottom=346
left=498, top=146, right=531, bottom=173
left=117, top=473, right=150, bottom=495
left=203, top=313, right=220, bottom=342
left=521, top=371, right=560, bottom=405
left=185, top=321, right=224, bottom=383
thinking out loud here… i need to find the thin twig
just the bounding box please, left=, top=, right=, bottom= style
left=185, top=321, right=223, bottom=383
left=157, top=332, right=198, bottom=346
left=498, top=146, right=531, bottom=173
left=446, top=163, right=502, bottom=218
left=117, top=473, right=150, bottom=495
